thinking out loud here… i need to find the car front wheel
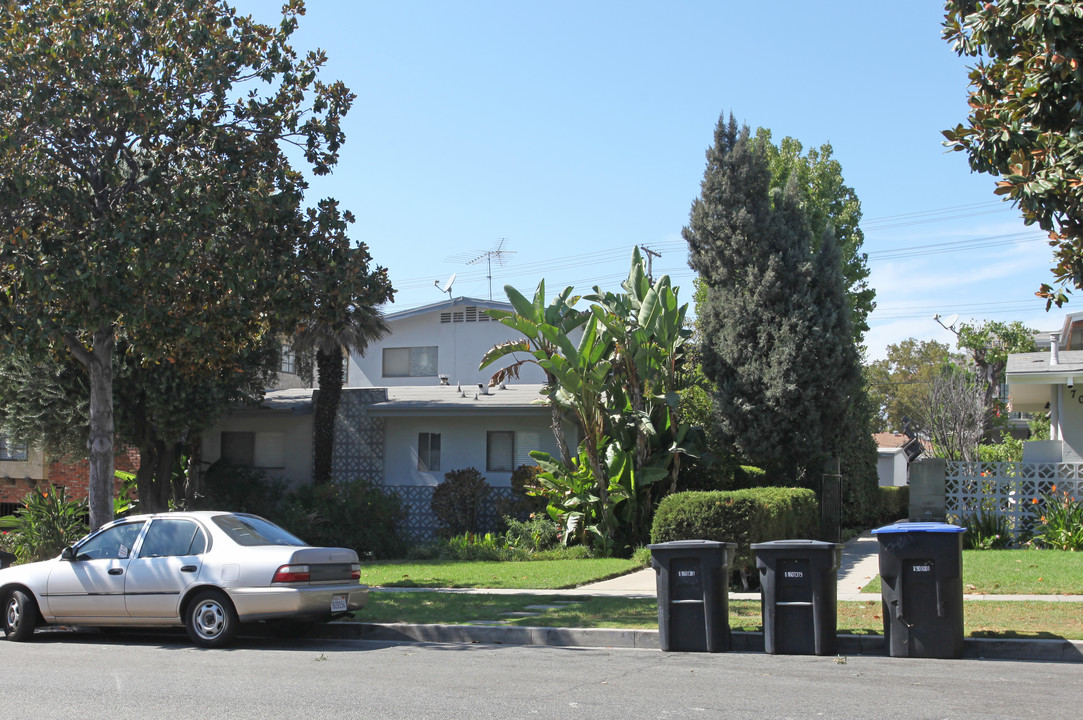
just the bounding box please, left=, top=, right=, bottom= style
left=185, top=590, right=239, bottom=648
left=3, top=589, right=38, bottom=642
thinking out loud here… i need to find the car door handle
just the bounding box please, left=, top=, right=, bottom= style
left=108, top=568, right=124, bottom=575
left=180, top=565, right=197, bottom=573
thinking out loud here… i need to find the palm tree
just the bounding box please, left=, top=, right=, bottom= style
left=294, top=217, right=394, bottom=484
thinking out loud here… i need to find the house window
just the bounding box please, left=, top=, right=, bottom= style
left=383, top=346, right=438, bottom=377
left=0, top=435, right=28, bottom=462
left=418, top=433, right=441, bottom=472
left=280, top=345, right=296, bottom=374
left=486, top=431, right=515, bottom=472
left=515, top=431, right=539, bottom=467
left=220, top=432, right=285, bottom=468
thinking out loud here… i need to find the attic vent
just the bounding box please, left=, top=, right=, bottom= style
left=439, top=307, right=492, bottom=323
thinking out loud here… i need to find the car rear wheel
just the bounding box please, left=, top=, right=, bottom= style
left=185, top=590, right=238, bottom=648
left=3, top=589, right=38, bottom=642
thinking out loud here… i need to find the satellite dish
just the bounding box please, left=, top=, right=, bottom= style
left=944, top=313, right=960, bottom=329
left=442, top=273, right=457, bottom=294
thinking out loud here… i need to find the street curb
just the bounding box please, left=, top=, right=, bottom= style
left=318, top=622, right=1083, bottom=663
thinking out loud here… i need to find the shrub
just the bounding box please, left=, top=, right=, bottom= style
left=493, top=464, right=549, bottom=522
left=280, top=478, right=407, bottom=559
left=1030, top=486, right=1083, bottom=551
left=960, top=511, right=1013, bottom=550
left=190, top=461, right=288, bottom=519
left=650, top=487, right=818, bottom=571
left=876, top=486, right=910, bottom=526
left=1, top=486, right=88, bottom=563
left=503, top=514, right=560, bottom=552
left=431, top=467, right=491, bottom=538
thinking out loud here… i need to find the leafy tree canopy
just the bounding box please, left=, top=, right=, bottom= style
left=866, top=339, right=962, bottom=434
left=755, top=129, right=875, bottom=343
left=0, top=0, right=363, bottom=528
left=943, top=0, right=1083, bottom=306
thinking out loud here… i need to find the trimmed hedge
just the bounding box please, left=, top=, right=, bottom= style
left=874, top=485, right=910, bottom=526
left=650, top=487, right=818, bottom=570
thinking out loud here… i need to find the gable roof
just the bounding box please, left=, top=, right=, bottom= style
left=381, top=296, right=512, bottom=324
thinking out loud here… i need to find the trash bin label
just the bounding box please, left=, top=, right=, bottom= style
left=911, top=563, right=932, bottom=573
left=784, top=571, right=804, bottom=578
left=677, top=570, right=697, bottom=578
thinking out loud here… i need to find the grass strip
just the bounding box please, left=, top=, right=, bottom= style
left=359, top=558, right=641, bottom=590
left=861, top=548, right=1083, bottom=595
left=353, top=593, right=1083, bottom=640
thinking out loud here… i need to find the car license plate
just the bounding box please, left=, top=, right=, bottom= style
left=331, top=594, right=348, bottom=612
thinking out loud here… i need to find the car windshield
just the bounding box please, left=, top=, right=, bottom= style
left=212, top=515, right=307, bottom=547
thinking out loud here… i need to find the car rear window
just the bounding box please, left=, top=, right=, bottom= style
left=212, top=515, right=306, bottom=547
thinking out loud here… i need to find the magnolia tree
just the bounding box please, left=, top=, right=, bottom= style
left=0, top=1, right=372, bottom=528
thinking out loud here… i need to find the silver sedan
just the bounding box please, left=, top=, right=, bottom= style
left=0, top=510, right=368, bottom=648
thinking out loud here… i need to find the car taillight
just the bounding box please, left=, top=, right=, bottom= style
left=272, top=564, right=311, bottom=583
left=350, top=563, right=361, bottom=581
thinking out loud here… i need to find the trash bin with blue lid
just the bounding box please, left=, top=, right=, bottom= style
left=648, top=540, right=736, bottom=652
left=872, top=522, right=966, bottom=658
left=751, top=539, right=843, bottom=655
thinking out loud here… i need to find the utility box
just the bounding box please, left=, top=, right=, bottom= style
left=908, top=459, right=947, bottom=522
left=648, top=540, right=735, bottom=652
left=751, top=539, right=843, bottom=655
left=873, top=522, right=966, bottom=659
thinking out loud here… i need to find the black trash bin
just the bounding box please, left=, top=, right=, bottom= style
left=751, top=539, right=843, bottom=655
left=872, top=522, right=966, bottom=658
left=648, top=540, right=736, bottom=652
left=0, top=551, right=13, bottom=569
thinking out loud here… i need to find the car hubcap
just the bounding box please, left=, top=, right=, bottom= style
left=194, top=601, right=225, bottom=639
left=6, top=598, right=19, bottom=631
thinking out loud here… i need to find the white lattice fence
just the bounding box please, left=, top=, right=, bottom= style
left=945, top=461, right=1083, bottom=538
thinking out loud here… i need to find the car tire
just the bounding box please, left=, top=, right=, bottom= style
left=3, top=589, right=38, bottom=642
left=185, top=590, right=239, bottom=649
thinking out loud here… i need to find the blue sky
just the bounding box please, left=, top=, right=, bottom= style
left=231, top=1, right=1059, bottom=360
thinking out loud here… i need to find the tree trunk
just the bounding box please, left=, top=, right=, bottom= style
left=184, top=436, right=203, bottom=504
left=68, top=325, right=116, bottom=531
left=135, top=442, right=159, bottom=514
left=154, top=440, right=176, bottom=511
left=312, top=346, right=343, bottom=484
left=545, top=371, right=573, bottom=467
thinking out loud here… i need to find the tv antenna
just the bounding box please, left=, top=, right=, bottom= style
left=448, top=239, right=515, bottom=300
left=434, top=273, right=456, bottom=300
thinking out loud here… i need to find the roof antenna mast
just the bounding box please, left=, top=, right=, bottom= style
left=467, top=239, right=515, bottom=301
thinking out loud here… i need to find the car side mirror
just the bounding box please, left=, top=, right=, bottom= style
left=61, top=546, right=76, bottom=561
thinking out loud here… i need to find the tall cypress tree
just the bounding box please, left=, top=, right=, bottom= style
left=685, top=113, right=874, bottom=499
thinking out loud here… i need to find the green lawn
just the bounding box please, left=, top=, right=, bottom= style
left=861, top=548, right=1083, bottom=595
left=353, top=593, right=1083, bottom=640
left=358, top=557, right=643, bottom=590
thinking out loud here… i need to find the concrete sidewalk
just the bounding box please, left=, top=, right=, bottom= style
left=574, top=530, right=884, bottom=600
left=571, top=531, right=1083, bottom=602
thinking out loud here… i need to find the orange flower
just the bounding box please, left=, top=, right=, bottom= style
left=1032, top=498, right=1039, bottom=504
left=1051, top=484, right=1057, bottom=493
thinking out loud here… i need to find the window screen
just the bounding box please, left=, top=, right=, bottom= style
left=418, top=432, right=441, bottom=472
left=383, top=347, right=438, bottom=377
left=221, top=432, right=255, bottom=466
left=487, top=431, right=515, bottom=472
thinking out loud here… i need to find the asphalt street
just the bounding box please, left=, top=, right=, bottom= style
left=2, top=629, right=1080, bottom=720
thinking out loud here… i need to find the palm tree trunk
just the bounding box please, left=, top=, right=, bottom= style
left=312, top=346, right=344, bottom=484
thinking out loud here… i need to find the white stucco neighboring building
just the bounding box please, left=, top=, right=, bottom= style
left=199, top=296, right=576, bottom=538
